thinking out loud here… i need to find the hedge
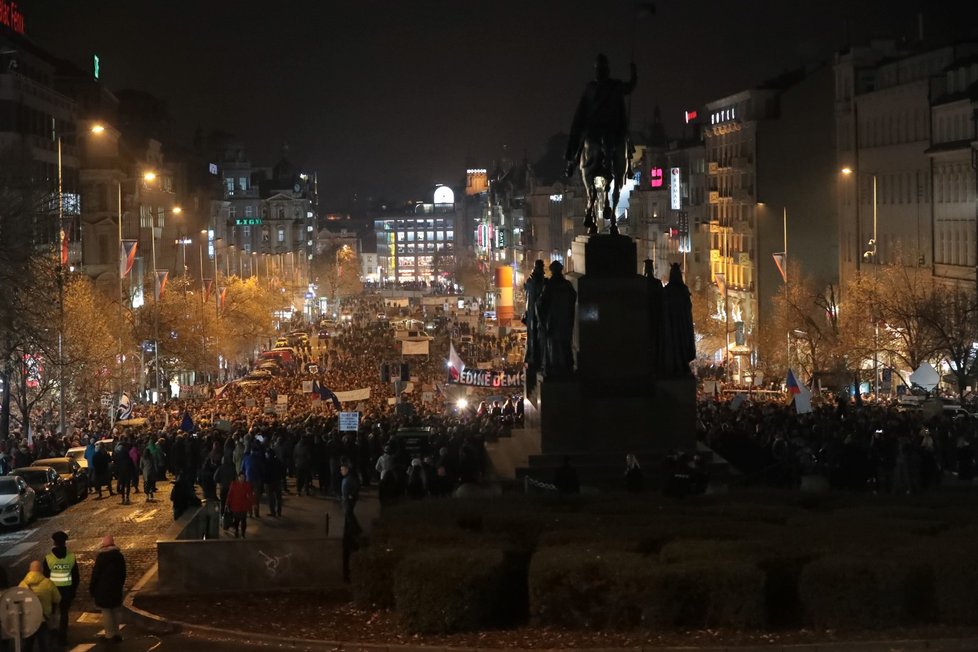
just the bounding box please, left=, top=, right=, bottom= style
left=538, top=527, right=671, bottom=555
left=658, top=538, right=768, bottom=564
left=931, top=547, right=978, bottom=625
left=798, top=555, right=935, bottom=629
left=528, top=546, right=652, bottom=630
left=393, top=547, right=506, bottom=634
left=353, top=529, right=511, bottom=609
left=641, top=560, right=766, bottom=629
left=351, top=545, right=403, bottom=609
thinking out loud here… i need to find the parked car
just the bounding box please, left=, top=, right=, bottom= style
left=66, top=446, right=88, bottom=470
left=10, top=467, right=69, bottom=513
left=0, top=476, right=36, bottom=527
left=32, top=457, right=88, bottom=502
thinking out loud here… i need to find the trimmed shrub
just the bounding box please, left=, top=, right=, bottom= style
left=351, top=545, right=404, bottom=609
left=354, top=528, right=513, bottom=610
left=757, top=551, right=819, bottom=628
left=932, top=548, right=978, bottom=625
left=393, top=548, right=506, bottom=634
left=641, top=561, right=765, bottom=629
left=538, top=527, right=672, bottom=555
left=799, top=556, right=916, bottom=629
left=528, top=546, right=652, bottom=630
left=658, top=538, right=768, bottom=564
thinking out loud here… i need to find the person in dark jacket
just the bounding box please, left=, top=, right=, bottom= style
left=625, top=453, right=644, bottom=493
left=43, top=530, right=79, bottom=646
left=264, top=449, right=283, bottom=517
left=114, top=439, right=135, bottom=504
left=169, top=471, right=201, bottom=520
left=92, top=443, right=113, bottom=499
left=214, top=452, right=237, bottom=518
left=90, top=535, right=126, bottom=643
left=553, top=456, right=581, bottom=494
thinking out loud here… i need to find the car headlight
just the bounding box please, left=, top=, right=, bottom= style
left=2, top=504, right=18, bottom=512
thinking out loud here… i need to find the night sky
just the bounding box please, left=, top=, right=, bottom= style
left=24, top=0, right=978, bottom=209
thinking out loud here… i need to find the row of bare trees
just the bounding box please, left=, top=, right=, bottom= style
left=744, top=261, right=978, bottom=396
left=0, top=144, right=290, bottom=438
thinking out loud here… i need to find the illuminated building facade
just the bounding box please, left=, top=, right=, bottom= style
left=373, top=185, right=456, bottom=284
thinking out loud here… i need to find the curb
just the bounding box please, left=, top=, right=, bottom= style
left=119, top=586, right=978, bottom=652
left=122, top=562, right=180, bottom=636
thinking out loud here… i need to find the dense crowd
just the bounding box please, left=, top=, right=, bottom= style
left=699, top=394, right=976, bottom=492
left=0, top=294, right=529, bottom=532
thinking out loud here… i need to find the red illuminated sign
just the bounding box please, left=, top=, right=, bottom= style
left=684, top=110, right=698, bottom=124
left=0, top=1, right=25, bottom=35
left=650, top=167, right=664, bottom=188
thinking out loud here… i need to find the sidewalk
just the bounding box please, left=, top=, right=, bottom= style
left=233, top=489, right=379, bottom=540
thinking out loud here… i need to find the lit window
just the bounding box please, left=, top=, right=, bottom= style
left=245, top=206, right=254, bottom=217
left=238, top=177, right=247, bottom=191
left=278, top=228, right=285, bottom=243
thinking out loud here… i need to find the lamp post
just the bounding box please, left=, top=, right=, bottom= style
left=842, top=168, right=879, bottom=398
left=55, top=123, right=107, bottom=434
left=145, top=190, right=178, bottom=404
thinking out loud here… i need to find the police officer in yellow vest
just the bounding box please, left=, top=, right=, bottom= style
left=43, top=530, right=79, bottom=646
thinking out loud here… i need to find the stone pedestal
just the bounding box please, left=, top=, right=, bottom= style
left=537, top=234, right=695, bottom=456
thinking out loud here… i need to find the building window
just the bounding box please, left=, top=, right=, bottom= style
left=245, top=206, right=254, bottom=217
left=277, top=228, right=285, bottom=243
left=225, top=178, right=234, bottom=194
left=238, top=177, right=247, bottom=191
left=229, top=206, right=236, bottom=219
left=243, top=226, right=251, bottom=238
left=278, top=207, right=285, bottom=219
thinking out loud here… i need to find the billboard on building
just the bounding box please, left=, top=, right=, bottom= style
left=466, top=169, right=488, bottom=195
left=670, top=168, right=682, bottom=210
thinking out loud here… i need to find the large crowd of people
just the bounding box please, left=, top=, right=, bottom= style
left=2, top=293, right=976, bottom=529
left=0, top=294, right=526, bottom=527
left=699, top=392, right=976, bottom=492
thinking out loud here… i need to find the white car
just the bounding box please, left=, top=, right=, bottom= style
left=66, top=446, right=88, bottom=470
left=0, top=476, right=36, bottom=527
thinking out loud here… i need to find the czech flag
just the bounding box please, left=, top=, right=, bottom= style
left=786, top=369, right=801, bottom=395
left=120, top=240, right=138, bottom=278
left=155, top=270, right=169, bottom=301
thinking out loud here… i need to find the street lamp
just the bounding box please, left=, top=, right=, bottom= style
left=841, top=167, right=879, bottom=398
left=55, top=122, right=107, bottom=435
left=147, top=199, right=182, bottom=404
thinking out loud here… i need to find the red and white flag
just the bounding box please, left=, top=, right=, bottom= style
left=772, top=252, right=787, bottom=283
left=120, top=240, right=138, bottom=278
left=447, top=342, right=466, bottom=382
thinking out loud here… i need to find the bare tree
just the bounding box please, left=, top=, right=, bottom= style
left=922, top=287, right=978, bottom=398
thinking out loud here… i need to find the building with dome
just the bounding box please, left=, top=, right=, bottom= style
left=371, top=184, right=457, bottom=285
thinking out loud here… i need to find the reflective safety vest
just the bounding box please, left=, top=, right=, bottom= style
left=45, top=552, right=75, bottom=587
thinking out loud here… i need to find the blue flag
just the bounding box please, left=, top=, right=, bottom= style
left=180, top=410, right=195, bottom=433
left=313, top=381, right=341, bottom=410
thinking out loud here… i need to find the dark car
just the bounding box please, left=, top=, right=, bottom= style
left=32, top=457, right=88, bottom=503
left=10, top=466, right=69, bottom=513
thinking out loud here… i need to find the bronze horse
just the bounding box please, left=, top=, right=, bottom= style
left=565, top=54, right=636, bottom=236
left=579, top=135, right=628, bottom=235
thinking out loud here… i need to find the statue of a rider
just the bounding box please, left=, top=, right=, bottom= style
left=564, top=54, right=637, bottom=236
